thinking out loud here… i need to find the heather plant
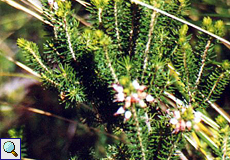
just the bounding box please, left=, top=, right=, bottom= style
left=1, top=0, right=230, bottom=159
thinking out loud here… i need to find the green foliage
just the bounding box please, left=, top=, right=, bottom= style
left=147, top=119, right=183, bottom=160
left=8, top=127, right=27, bottom=158
left=215, top=116, right=230, bottom=159
left=15, top=0, right=230, bottom=159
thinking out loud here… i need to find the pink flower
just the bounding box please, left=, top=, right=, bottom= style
left=170, top=109, right=203, bottom=133
left=114, top=92, right=125, bottom=102
left=146, top=94, right=154, bottom=102
left=48, top=0, right=54, bottom=5
left=112, top=81, right=154, bottom=122
left=194, top=112, right=202, bottom=123
left=53, top=2, right=58, bottom=10
left=132, top=80, right=140, bottom=90
left=139, top=100, right=147, bottom=108
left=170, top=118, right=178, bottom=125
left=124, top=111, right=132, bottom=121
left=132, top=80, right=147, bottom=92
left=114, top=107, right=125, bottom=116
left=124, top=96, right=131, bottom=108
left=174, top=111, right=181, bottom=119
left=186, top=121, right=192, bottom=130
left=180, top=120, right=186, bottom=131
left=112, top=84, right=123, bottom=93
left=138, top=85, right=147, bottom=92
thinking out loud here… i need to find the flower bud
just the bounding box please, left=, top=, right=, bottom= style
left=186, top=121, right=192, bottom=130
left=170, top=118, right=178, bottom=125
left=53, top=2, right=58, bottom=10
left=139, top=100, right=147, bottom=108
left=174, top=111, right=181, bottom=119
left=132, top=80, right=140, bottom=90
left=114, top=107, right=125, bottom=116
left=125, top=111, right=132, bottom=120
left=124, top=96, right=131, bottom=108
left=203, top=17, right=212, bottom=27
left=180, top=120, right=186, bottom=131
left=179, top=25, right=188, bottom=36
left=146, top=95, right=154, bottom=102
left=48, top=0, right=54, bottom=5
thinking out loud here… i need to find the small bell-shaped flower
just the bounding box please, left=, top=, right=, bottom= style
left=112, top=79, right=155, bottom=122
left=114, top=107, right=125, bottom=116
left=53, top=2, right=58, bottom=10
left=48, top=0, right=54, bottom=5
left=146, top=94, right=155, bottom=102
left=124, top=111, right=132, bottom=121
left=170, top=109, right=203, bottom=134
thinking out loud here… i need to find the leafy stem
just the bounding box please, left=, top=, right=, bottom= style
left=64, top=17, right=76, bottom=61
left=194, top=39, right=211, bottom=89
left=131, top=105, right=146, bottom=160
left=141, top=10, right=158, bottom=81
left=104, top=46, right=119, bottom=83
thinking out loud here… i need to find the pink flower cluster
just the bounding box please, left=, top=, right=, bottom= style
left=112, top=80, right=155, bottom=121
left=170, top=110, right=202, bottom=134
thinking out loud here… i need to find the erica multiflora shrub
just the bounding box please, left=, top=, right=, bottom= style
left=17, top=0, right=230, bottom=159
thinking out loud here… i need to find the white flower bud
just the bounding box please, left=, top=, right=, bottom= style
left=125, top=111, right=132, bottom=120
left=112, top=84, right=123, bottom=93
left=170, top=118, right=178, bottom=125
left=132, top=93, right=139, bottom=102
left=181, top=107, right=186, bottom=113
left=174, top=110, right=181, bottom=119
left=186, top=121, right=192, bottom=130
left=124, top=96, right=131, bottom=108
left=114, top=107, right=125, bottom=116
left=48, top=0, right=54, bottom=5
left=132, top=80, right=140, bottom=90
left=114, top=92, right=125, bottom=102
left=138, top=91, right=147, bottom=99
left=53, top=2, right=58, bottom=10
left=146, top=95, right=154, bottom=102
left=138, top=85, right=147, bottom=92
left=194, top=111, right=202, bottom=123
left=180, top=120, right=186, bottom=131
left=139, top=100, right=147, bottom=108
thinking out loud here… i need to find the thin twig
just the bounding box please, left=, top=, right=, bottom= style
left=131, top=106, right=146, bottom=160
left=104, top=47, right=119, bottom=83
left=205, top=73, right=224, bottom=102
left=72, top=14, right=92, bottom=27
left=142, top=10, right=157, bottom=81
left=2, top=0, right=43, bottom=23
left=182, top=48, right=192, bottom=105
left=0, top=72, right=40, bottom=80
left=64, top=17, right=76, bottom=61
left=195, top=40, right=211, bottom=89
left=207, top=100, right=230, bottom=123
left=222, top=135, right=228, bottom=160
left=73, top=0, right=91, bottom=7
left=41, top=73, right=61, bottom=88
left=27, top=47, right=51, bottom=74
left=114, top=1, right=122, bottom=49
left=98, top=8, right=102, bottom=24
left=0, top=53, right=41, bottom=78
left=22, top=0, right=42, bottom=13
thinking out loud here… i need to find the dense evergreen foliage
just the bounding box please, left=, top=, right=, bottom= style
left=15, top=0, right=230, bottom=159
